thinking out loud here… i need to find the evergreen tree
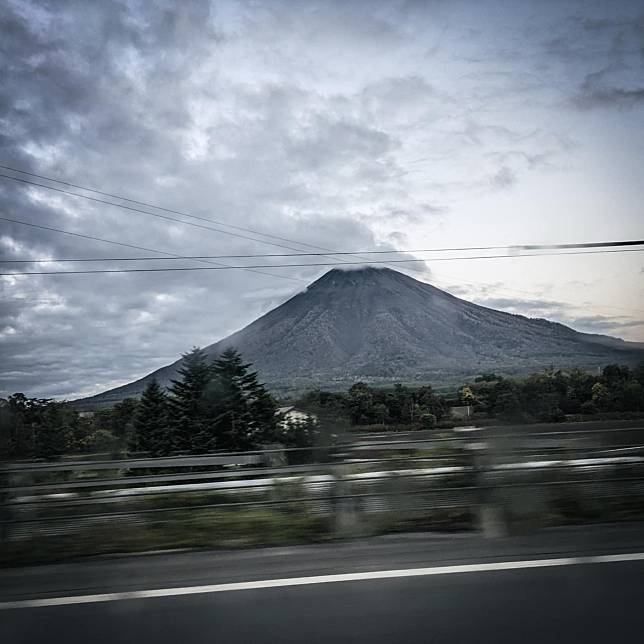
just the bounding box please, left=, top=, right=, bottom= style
left=205, top=348, right=277, bottom=451
left=168, top=347, right=212, bottom=451
left=347, top=382, right=374, bottom=424
left=2, top=394, right=35, bottom=458
left=3, top=394, right=69, bottom=459
left=246, top=373, right=279, bottom=443
left=131, top=380, right=171, bottom=456
left=34, top=403, right=68, bottom=459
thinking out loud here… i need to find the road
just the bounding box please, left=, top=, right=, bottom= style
left=2, top=522, right=644, bottom=643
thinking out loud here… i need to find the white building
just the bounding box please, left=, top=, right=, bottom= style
left=276, top=406, right=317, bottom=428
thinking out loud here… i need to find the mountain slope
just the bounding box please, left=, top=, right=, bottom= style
left=80, top=267, right=644, bottom=404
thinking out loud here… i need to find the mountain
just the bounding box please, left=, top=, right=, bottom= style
left=78, top=267, right=644, bottom=405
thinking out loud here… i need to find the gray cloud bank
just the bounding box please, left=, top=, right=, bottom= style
left=1, top=0, right=643, bottom=398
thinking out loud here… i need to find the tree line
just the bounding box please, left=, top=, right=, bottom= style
left=2, top=360, right=644, bottom=460
left=292, top=363, right=644, bottom=427
left=1, top=348, right=293, bottom=460
left=459, top=363, right=644, bottom=422
left=296, top=382, right=449, bottom=429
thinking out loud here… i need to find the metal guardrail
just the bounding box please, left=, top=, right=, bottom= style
left=2, top=426, right=644, bottom=550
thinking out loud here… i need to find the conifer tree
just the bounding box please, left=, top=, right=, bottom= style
left=206, top=348, right=277, bottom=451
left=131, top=379, right=171, bottom=456
left=34, top=403, right=68, bottom=459
left=167, top=347, right=212, bottom=451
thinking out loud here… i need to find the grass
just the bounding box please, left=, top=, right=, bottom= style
left=1, top=505, right=331, bottom=567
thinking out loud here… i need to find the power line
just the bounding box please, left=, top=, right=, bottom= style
left=0, top=247, right=499, bottom=263
left=1, top=241, right=642, bottom=264
left=4, top=165, right=643, bottom=284
left=0, top=251, right=475, bottom=263
left=2, top=166, right=642, bottom=283
left=0, top=216, right=303, bottom=283
left=4, top=214, right=641, bottom=313
left=0, top=172, right=313, bottom=253
left=3, top=166, right=640, bottom=320
left=0, top=164, right=352, bottom=253
left=514, top=241, right=644, bottom=250
left=0, top=166, right=429, bottom=275
left=0, top=166, right=410, bottom=272
left=2, top=248, right=642, bottom=276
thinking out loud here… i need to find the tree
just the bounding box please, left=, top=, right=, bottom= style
left=85, top=429, right=121, bottom=453
left=168, top=347, right=212, bottom=451
left=420, top=412, right=437, bottom=429
left=623, top=380, right=644, bottom=412
left=1, top=394, right=36, bottom=458
left=347, top=382, right=374, bottom=425
left=523, top=372, right=565, bottom=422
left=205, top=348, right=277, bottom=451
left=34, top=403, right=69, bottom=459
left=591, top=382, right=610, bottom=411
left=459, top=386, right=477, bottom=407
left=562, top=369, right=594, bottom=414
left=111, top=399, right=138, bottom=440
left=417, top=386, right=447, bottom=419
left=131, top=380, right=171, bottom=456
left=372, top=402, right=389, bottom=426
left=2, top=394, right=72, bottom=459
left=66, top=414, right=95, bottom=453
left=92, top=398, right=138, bottom=444
left=492, top=381, right=523, bottom=421
left=247, top=379, right=279, bottom=444
left=602, top=364, right=630, bottom=385
left=633, top=363, right=644, bottom=386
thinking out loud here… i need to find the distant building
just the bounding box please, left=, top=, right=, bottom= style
left=276, top=406, right=317, bottom=428
left=449, top=405, right=473, bottom=420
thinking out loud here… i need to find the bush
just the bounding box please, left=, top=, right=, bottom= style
left=84, top=429, right=120, bottom=453
left=580, top=400, right=597, bottom=415
left=420, top=413, right=437, bottom=429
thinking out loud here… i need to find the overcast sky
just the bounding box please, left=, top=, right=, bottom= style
left=1, top=0, right=643, bottom=399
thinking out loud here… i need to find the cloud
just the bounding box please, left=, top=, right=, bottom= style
left=472, top=295, right=643, bottom=338
left=569, top=315, right=644, bottom=333
left=0, top=0, right=641, bottom=397
left=571, top=69, right=644, bottom=110
left=489, top=165, right=517, bottom=190
left=476, top=297, right=565, bottom=313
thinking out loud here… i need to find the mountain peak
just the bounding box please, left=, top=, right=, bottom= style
left=308, top=265, right=420, bottom=291
left=327, top=265, right=394, bottom=275
left=312, top=265, right=397, bottom=280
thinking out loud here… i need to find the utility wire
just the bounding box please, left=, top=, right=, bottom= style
left=2, top=167, right=642, bottom=282
left=0, top=216, right=303, bottom=283
left=0, top=166, right=428, bottom=275
left=2, top=248, right=642, bottom=276
left=1, top=239, right=642, bottom=263
left=0, top=172, right=314, bottom=253
left=4, top=216, right=641, bottom=313
left=3, top=166, right=640, bottom=318
left=0, top=164, right=352, bottom=252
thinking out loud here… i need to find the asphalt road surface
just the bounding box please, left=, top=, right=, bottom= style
left=3, top=523, right=644, bottom=643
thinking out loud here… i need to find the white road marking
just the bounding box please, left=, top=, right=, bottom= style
left=2, top=551, right=644, bottom=610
